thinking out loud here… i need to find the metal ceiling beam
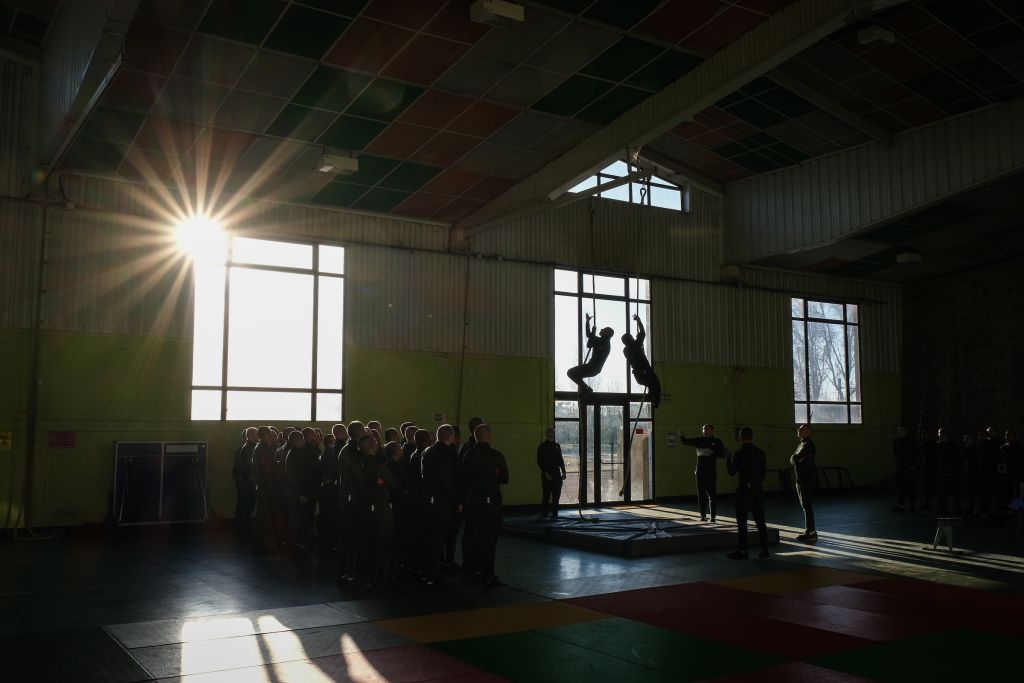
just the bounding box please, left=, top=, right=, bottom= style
left=37, top=0, right=140, bottom=179
left=637, top=148, right=724, bottom=197
left=458, top=0, right=907, bottom=235
left=767, top=69, right=892, bottom=146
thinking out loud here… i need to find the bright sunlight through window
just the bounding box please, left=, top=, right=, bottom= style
left=568, top=160, right=687, bottom=211
left=189, top=234, right=345, bottom=422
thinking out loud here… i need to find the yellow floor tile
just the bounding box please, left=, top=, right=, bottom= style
left=376, top=601, right=608, bottom=643
left=710, top=567, right=882, bottom=594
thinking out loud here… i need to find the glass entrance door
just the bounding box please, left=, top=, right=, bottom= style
left=581, top=401, right=625, bottom=504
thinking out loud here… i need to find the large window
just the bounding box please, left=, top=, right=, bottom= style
left=568, top=160, right=687, bottom=212
left=791, top=298, right=861, bottom=424
left=554, top=269, right=653, bottom=504
left=190, top=237, right=344, bottom=421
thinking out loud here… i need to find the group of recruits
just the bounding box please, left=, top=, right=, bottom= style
left=891, top=425, right=1024, bottom=515
left=231, top=417, right=508, bottom=590
left=679, top=422, right=820, bottom=558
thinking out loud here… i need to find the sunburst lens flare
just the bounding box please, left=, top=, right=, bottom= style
left=176, top=215, right=227, bottom=263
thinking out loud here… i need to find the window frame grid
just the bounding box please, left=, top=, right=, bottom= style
left=791, top=298, right=861, bottom=425
left=190, top=235, right=345, bottom=422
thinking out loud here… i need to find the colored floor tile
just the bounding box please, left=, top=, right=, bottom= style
left=711, top=567, right=881, bottom=595
left=698, top=660, right=876, bottom=682
left=539, top=616, right=781, bottom=681
left=790, top=585, right=954, bottom=623
left=888, top=628, right=1024, bottom=673
left=810, top=641, right=978, bottom=682
left=376, top=601, right=606, bottom=643
left=640, top=601, right=874, bottom=660
left=430, top=630, right=677, bottom=683
left=567, top=581, right=728, bottom=619
left=155, top=643, right=496, bottom=683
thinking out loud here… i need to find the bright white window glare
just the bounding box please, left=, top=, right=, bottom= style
left=593, top=274, right=623, bottom=296
left=554, top=295, right=579, bottom=392
left=191, top=265, right=225, bottom=385
left=602, top=182, right=629, bottom=202
left=629, top=277, right=651, bottom=300
left=316, top=393, right=343, bottom=421
left=319, top=245, right=345, bottom=274
left=176, top=215, right=226, bottom=263
left=227, top=391, right=310, bottom=421
left=568, top=175, right=598, bottom=194
left=191, top=390, right=220, bottom=420
left=317, top=277, right=344, bottom=390
left=605, top=160, right=629, bottom=176
left=227, top=268, right=313, bottom=388
left=649, top=186, right=681, bottom=210
left=554, top=269, right=578, bottom=293
left=232, top=237, right=312, bottom=270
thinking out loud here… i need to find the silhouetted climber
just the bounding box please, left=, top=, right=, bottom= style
left=622, top=315, right=661, bottom=409
left=566, top=313, right=613, bottom=393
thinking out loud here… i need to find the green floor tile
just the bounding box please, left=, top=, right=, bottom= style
left=811, top=642, right=976, bottom=683
left=890, top=629, right=1023, bottom=672
left=431, top=630, right=677, bottom=683
left=538, top=617, right=782, bottom=681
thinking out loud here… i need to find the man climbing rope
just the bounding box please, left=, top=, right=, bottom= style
left=622, top=314, right=661, bottom=409
left=566, top=313, right=614, bottom=393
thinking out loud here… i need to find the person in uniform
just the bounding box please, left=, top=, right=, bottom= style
left=454, top=417, right=484, bottom=571
left=891, top=426, right=917, bottom=512
left=420, top=424, right=459, bottom=587
left=620, top=314, right=661, bottom=408
left=285, top=430, right=316, bottom=554
left=726, top=426, right=769, bottom=559
left=935, top=427, right=962, bottom=514
left=536, top=427, right=566, bottom=517
left=791, top=424, right=817, bottom=541
left=252, top=426, right=286, bottom=554
left=317, top=424, right=345, bottom=551
left=460, top=424, right=509, bottom=586
left=680, top=424, right=727, bottom=522
left=566, top=313, right=613, bottom=393
left=358, top=435, right=399, bottom=590
left=232, top=427, right=259, bottom=540
left=337, top=421, right=365, bottom=582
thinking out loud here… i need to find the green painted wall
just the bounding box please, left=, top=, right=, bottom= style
left=1, top=329, right=900, bottom=527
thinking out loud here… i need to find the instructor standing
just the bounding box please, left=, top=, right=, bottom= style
left=791, top=424, right=817, bottom=541
left=680, top=424, right=726, bottom=522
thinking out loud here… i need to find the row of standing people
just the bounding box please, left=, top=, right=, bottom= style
left=892, top=426, right=1024, bottom=514
left=232, top=417, right=509, bottom=590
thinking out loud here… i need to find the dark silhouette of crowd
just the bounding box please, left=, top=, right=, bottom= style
left=232, top=417, right=509, bottom=591
left=892, top=425, right=1024, bottom=516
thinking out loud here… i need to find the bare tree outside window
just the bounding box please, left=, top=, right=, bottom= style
left=792, top=298, right=861, bottom=424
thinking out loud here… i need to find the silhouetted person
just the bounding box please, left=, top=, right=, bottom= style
left=726, top=426, right=769, bottom=559
left=337, top=421, right=366, bottom=582
left=978, top=427, right=1000, bottom=512
left=455, top=417, right=483, bottom=571
left=1001, top=430, right=1024, bottom=507
left=252, top=427, right=287, bottom=554
left=420, top=424, right=459, bottom=587
left=357, top=435, right=399, bottom=590
left=537, top=427, right=566, bottom=517
left=567, top=313, right=613, bottom=393
left=317, top=424, right=346, bottom=551
left=621, top=314, right=660, bottom=408
left=461, top=424, right=509, bottom=586
left=891, top=426, right=916, bottom=512
left=791, top=424, right=817, bottom=541
left=233, top=427, right=258, bottom=540
left=962, top=432, right=979, bottom=515
left=285, top=430, right=317, bottom=554
left=919, top=432, right=937, bottom=510
left=680, top=424, right=726, bottom=522
left=935, top=427, right=961, bottom=514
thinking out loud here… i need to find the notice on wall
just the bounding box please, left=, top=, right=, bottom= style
left=48, top=431, right=76, bottom=449
left=432, top=412, right=444, bottom=423
left=0, top=431, right=11, bottom=450
left=666, top=431, right=678, bottom=448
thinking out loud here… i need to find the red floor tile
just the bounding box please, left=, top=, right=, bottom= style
left=639, top=602, right=874, bottom=660
left=567, top=582, right=718, bottom=619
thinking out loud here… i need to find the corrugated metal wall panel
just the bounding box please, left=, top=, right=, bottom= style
left=728, top=100, right=1024, bottom=262
left=42, top=208, right=191, bottom=337
left=60, top=173, right=450, bottom=252
left=739, top=267, right=901, bottom=373
left=0, top=57, right=35, bottom=197
left=0, top=199, right=42, bottom=328
left=345, top=246, right=463, bottom=354
left=466, top=258, right=549, bottom=358
left=472, top=189, right=722, bottom=281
